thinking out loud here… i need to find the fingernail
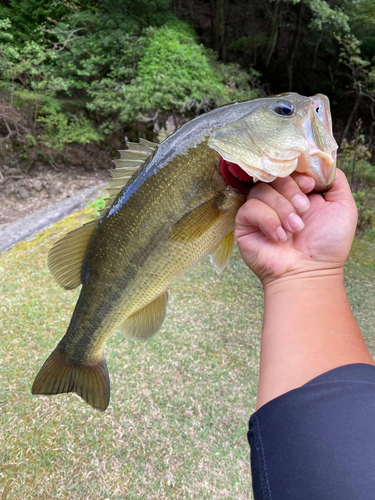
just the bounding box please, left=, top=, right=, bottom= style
left=292, top=193, right=310, bottom=213
left=288, top=213, right=304, bottom=231
left=297, top=175, right=314, bottom=190
left=276, top=226, right=287, bottom=241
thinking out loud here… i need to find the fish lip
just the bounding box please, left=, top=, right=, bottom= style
left=297, top=150, right=337, bottom=192
left=296, top=101, right=338, bottom=191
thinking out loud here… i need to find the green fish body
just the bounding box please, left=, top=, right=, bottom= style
left=32, top=93, right=338, bottom=410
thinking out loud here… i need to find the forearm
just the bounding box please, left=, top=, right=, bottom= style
left=256, top=268, right=375, bottom=409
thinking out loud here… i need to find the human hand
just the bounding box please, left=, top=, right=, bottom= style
left=234, top=169, right=358, bottom=285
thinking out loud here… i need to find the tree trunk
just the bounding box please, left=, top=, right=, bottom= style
left=210, top=0, right=216, bottom=48
left=214, top=0, right=227, bottom=60
left=264, top=0, right=280, bottom=68
left=287, top=0, right=303, bottom=90
left=341, top=94, right=362, bottom=143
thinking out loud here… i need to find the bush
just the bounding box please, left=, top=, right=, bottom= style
left=87, top=19, right=261, bottom=133
left=0, top=13, right=261, bottom=148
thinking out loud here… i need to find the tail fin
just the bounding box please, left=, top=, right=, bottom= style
left=32, top=347, right=110, bottom=411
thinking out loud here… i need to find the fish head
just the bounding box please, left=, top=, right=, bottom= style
left=208, top=92, right=338, bottom=193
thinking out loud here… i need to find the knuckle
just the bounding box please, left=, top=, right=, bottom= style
left=263, top=211, right=278, bottom=228
left=274, top=176, right=297, bottom=195
left=274, top=195, right=290, bottom=212
left=248, top=182, right=265, bottom=198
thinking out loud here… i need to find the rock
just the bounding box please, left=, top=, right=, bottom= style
left=33, top=180, right=43, bottom=192
left=17, top=187, right=30, bottom=199
left=4, top=167, right=21, bottom=176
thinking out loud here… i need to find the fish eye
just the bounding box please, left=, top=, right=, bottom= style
left=273, top=100, right=294, bottom=117
left=315, top=106, right=320, bottom=113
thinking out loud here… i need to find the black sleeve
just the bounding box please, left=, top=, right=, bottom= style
left=248, top=363, right=375, bottom=500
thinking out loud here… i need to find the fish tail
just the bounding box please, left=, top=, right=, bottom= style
left=31, top=346, right=110, bottom=411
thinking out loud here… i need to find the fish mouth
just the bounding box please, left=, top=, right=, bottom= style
left=219, top=149, right=336, bottom=195
left=219, top=157, right=255, bottom=195
left=296, top=149, right=337, bottom=192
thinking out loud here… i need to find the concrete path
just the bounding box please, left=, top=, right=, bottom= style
left=0, top=183, right=106, bottom=253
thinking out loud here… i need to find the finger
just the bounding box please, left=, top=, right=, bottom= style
left=270, top=176, right=311, bottom=214
left=235, top=198, right=288, bottom=242
left=291, top=173, right=315, bottom=193
left=249, top=182, right=305, bottom=233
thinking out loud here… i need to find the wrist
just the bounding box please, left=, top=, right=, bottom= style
left=263, top=266, right=345, bottom=291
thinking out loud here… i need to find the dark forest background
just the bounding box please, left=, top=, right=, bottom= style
left=1, top=0, right=375, bottom=233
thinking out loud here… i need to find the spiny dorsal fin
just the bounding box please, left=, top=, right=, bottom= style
left=106, top=186, right=123, bottom=198
left=111, top=164, right=142, bottom=177
left=209, top=231, right=235, bottom=274
left=48, top=220, right=98, bottom=290
left=120, top=290, right=169, bottom=340
left=48, top=139, right=159, bottom=290
left=103, top=139, right=159, bottom=213
left=104, top=196, right=116, bottom=208
left=127, top=141, right=156, bottom=153
left=108, top=177, right=132, bottom=188
left=139, top=138, right=158, bottom=150
left=118, top=150, right=150, bottom=160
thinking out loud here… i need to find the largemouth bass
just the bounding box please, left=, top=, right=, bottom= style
left=32, top=93, right=338, bottom=411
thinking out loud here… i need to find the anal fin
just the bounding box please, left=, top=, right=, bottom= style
left=120, top=290, right=169, bottom=340
left=32, top=347, right=110, bottom=411
left=209, top=231, right=235, bottom=274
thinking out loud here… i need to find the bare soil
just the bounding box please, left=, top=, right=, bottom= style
left=0, top=144, right=111, bottom=225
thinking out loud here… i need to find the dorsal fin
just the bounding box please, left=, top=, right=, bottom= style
left=48, top=139, right=159, bottom=289
left=102, top=139, right=159, bottom=214
left=139, top=138, right=158, bottom=150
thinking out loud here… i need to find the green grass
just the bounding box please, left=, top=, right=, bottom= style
left=0, top=207, right=374, bottom=499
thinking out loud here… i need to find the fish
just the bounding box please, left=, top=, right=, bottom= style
left=32, top=92, right=338, bottom=411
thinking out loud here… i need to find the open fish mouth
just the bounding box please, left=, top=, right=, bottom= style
left=219, top=157, right=255, bottom=195
left=218, top=149, right=336, bottom=195
left=219, top=152, right=336, bottom=195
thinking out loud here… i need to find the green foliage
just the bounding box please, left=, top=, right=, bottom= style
left=352, top=191, right=375, bottom=233
left=0, top=4, right=261, bottom=146
left=0, top=0, right=70, bottom=46
left=136, top=21, right=226, bottom=110
left=87, top=20, right=260, bottom=133
left=0, top=18, right=102, bottom=150
left=38, top=111, right=101, bottom=149
left=306, top=0, right=350, bottom=32
left=338, top=132, right=375, bottom=233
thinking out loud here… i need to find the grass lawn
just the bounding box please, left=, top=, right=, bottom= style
left=0, top=204, right=374, bottom=499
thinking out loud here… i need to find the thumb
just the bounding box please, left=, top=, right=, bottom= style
left=324, top=169, right=355, bottom=206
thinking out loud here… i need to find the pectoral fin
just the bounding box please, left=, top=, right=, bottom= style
left=121, top=290, right=169, bottom=340
left=209, top=230, right=235, bottom=274
left=171, top=197, right=224, bottom=242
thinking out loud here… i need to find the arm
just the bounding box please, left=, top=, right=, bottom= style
left=235, top=170, right=375, bottom=409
